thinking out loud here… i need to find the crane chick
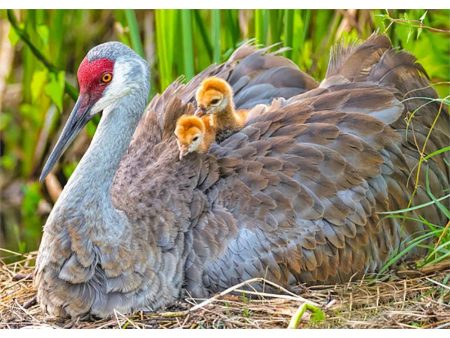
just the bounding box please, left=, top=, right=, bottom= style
left=175, top=77, right=247, bottom=160
left=174, top=115, right=215, bottom=160
left=195, top=77, right=247, bottom=139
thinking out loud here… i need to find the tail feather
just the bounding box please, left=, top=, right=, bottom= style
left=322, top=34, right=446, bottom=127
left=368, top=49, right=431, bottom=97
left=325, top=34, right=391, bottom=81
left=322, top=33, right=449, bottom=222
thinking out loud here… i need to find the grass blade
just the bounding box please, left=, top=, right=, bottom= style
left=255, top=9, right=269, bottom=45
left=283, top=10, right=293, bottom=58
left=155, top=9, right=176, bottom=90
left=378, top=193, right=450, bottom=215
left=269, top=10, right=282, bottom=43
left=193, top=10, right=212, bottom=59
left=225, top=10, right=239, bottom=46
left=423, top=146, right=450, bottom=161
left=181, top=10, right=194, bottom=80
left=425, top=166, right=450, bottom=219
left=125, top=10, right=144, bottom=58
left=211, top=9, right=221, bottom=63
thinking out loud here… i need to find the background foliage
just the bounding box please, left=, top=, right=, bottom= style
left=0, top=9, right=449, bottom=261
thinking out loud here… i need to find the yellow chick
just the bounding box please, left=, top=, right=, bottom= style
left=195, top=77, right=247, bottom=135
left=174, top=115, right=215, bottom=160
left=175, top=77, right=248, bottom=160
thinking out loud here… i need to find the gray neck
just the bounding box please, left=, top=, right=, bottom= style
left=56, top=96, right=145, bottom=225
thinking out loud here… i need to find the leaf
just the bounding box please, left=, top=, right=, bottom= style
left=0, top=113, right=11, bottom=130
left=419, top=11, right=428, bottom=22
left=8, top=24, right=20, bottom=45
left=18, top=242, right=27, bottom=253
left=0, top=154, right=15, bottom=171
left=310, top=307, right=326, bottom=323
left=44, top=71, right=65, bottom=111
left=417, top=11, right=427, bottom=39
left=19, top=103, right=40, bottom=124
left=31, top=69, right=48, bottom=104
left=417, top=27, right=423, bottom=39
left=21, top=182, right=42, bottom=217
left=288, top=303, right=325, bottom=328
left=86, top=119, right=98, bottom=137
left=63, top=161, right=78, bottom=178
left=37, top=24, right=49, bottom=45
left=406, top=27, right=413, bottom=44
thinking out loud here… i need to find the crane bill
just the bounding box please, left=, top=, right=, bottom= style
left=39, top=93, right=94, bottom=181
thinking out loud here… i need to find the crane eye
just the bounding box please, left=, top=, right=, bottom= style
left=210, top=98, right=220, bottom=105
left=101, top=73, right=113, bottom=83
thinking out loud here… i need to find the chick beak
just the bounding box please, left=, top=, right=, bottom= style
left=179, top=146, right=189, bottom=160
left=194, top=107, right=206, bottom=117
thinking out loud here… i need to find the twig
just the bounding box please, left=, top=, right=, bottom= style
left=384, top=17, right=450, bottom=34
left=6, top=9, right=78, bottom=101
left=435, top=322, right=450, bottom=329
left=113, top=309, right=141, bottom=329
left=189, top=277, right=315, bottom=312
left=12, top=273, right=33, bottom=281
left=425, top=277, right=450, bottom=291
left=189, top=278, right=261, bottom=312
left=417, top=259, right=450, bottom=274
left=0, top=248, right=29, bottom=257
left=232, top=288, right=319, bottom=306
left=23, top=296, right=37, bottom=309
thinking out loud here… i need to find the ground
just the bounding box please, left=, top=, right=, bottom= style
left=1, top=251, right=449, bottom=329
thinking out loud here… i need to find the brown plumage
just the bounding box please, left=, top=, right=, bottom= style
left=35, top=35, right=449, bottom=319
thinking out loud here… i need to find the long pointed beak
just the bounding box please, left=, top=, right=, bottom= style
left=39, top=93, right=95, bottom=181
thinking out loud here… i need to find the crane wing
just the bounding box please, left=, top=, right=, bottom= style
left=184, top=35, right=448, bottom=294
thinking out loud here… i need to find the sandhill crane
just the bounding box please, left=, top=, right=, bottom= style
left=36, top=35, right=449, bottom=319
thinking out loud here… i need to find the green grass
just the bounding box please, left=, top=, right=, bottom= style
left=379, top=147, right=450, bottom=274
left=124, top=10, right=145, bottom=58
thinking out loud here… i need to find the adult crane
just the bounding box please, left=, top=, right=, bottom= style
left=36, top=35, right=449, bottom=318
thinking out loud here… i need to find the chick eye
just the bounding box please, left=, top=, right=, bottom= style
left=101, top=73, right=113, bottom=83
left=193, top=136, right=199, bottom=141
left=210, top=98, right=220, bottom=105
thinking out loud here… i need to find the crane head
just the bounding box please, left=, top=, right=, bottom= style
left=40, top=42, right=149, bottom=181
left=195, top=77, right=233, bottom=117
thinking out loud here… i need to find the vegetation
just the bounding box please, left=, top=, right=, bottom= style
left=0, top=9, right=449, bottom=271
left=1, top=252, right=449, bottom=328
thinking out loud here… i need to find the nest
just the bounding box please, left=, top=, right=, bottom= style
left=1, top=251, right=449, bottom=329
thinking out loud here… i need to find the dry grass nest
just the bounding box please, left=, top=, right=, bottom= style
left=1, top=251, right=449, bottom=329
